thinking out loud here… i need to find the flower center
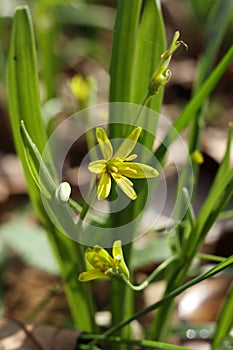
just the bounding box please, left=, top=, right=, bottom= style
left=106, top=160, right=119, bottom=174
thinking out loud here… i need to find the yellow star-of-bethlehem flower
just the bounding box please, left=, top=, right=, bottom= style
left=78, top=240, right=129, bottom=282
left=88, top=127, right=159, bottom=200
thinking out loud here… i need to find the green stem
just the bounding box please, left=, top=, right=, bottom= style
left=78, top=175, right=97, bottom=223
left=218, top=209, right=233, bottom=221
left=197, top=253, right=226, bottom=263
left=133, top=91, right=152, bottom=125
left=68, top=198, right=83, bottom=213
left=121, top=256, right=177, bottom=291
left=69, top=197, right=106, bottom=226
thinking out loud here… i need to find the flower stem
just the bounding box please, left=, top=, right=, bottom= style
left=133, top=91, right=152, bottom=126
left=78, top=175, right=97, bottom=223
left=121, top=256, right=176, bottom=291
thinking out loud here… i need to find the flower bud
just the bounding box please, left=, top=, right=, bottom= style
left=55, top=182, right=71, bottom=203
left=191, top=150, right=204, bottom=165
left=148, top=31, right=187, bottom=95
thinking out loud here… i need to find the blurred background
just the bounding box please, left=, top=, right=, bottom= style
left=0, top=0, right=233, bottom=348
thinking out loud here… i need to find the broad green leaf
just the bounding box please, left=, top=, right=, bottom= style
left=109, top=4, right=166, bottom=340
left=108, top=2, right=144, bottom=342
left=7, top=6, right=48, bottom=155
left=109, top=0, right=142, bottom=141
left=109, top=0, right=142, bottom=105
left=213, top=283, right=233, bottom=349
left=132, top=0, right=166, bottom=152
left=7, top=6, right=95, bottom=332
left=132, top=0, right=166, bottom=111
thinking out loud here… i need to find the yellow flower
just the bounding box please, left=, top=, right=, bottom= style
left=191, top=150, right=204, bottom=165
left=69, top=75, right=95, bottom=103
left=88, top=127, right=159, bottom=200
left=78, top=240, right=129, bottom=282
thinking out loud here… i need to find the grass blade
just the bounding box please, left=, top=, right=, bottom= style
left=213, top=283, right=233, bottom=349
left=195, top=0, right=233, bottom=89
left=81, top=334, right=193, bottom=350
left=155, top=45, right=233, bottom=162
left=189, top=0, right=233, bottom=154
left=195, top=127, right=233, bottom=242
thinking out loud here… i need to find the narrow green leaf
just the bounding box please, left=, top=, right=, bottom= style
left=195, top=127, right=233, bottom=241
left=209, top=124, right=233, bottom=191
left=216, top=336, right=233, bottom=350
left=189, top=0, right=233, bottom=154
left=81, top=334, right=193, bottom=350
left=195, top=0, right=233, bottom=89
left=196, top=169, right=233, bottom=244
left=155, top=45, right=233, bottom=161
left=213, top=283, right=233, bottom=350
left=189, top=0, right=213, bottom=23
left=20, top=120, right=56, bottom=198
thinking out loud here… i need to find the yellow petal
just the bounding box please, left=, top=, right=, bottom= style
left=93, top=245, right=114, bottom=265
left=111, top=173, right=137, bottom=200
left=96, top=128, right=113, bottom=160
left=88, top=160, right=106, bottom=174
left=117, top=162, right=159, bottom=179
left=112, top=240, right=130, bottom=279
left=86, top=246, right=113, bottom=269
left=113, top=127, right=142, bottom=160
left=97, top=172, right=111, bottom=200
left=125, top=154, right=137, bottom=161
left=78, top=269, right=109, bottom=282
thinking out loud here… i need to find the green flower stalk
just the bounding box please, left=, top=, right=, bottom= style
left=88, top=127, right=159, bottom=200
left=79, top=240, right=130, bottom=282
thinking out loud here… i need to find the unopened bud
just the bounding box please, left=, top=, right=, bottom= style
left=55, top=182, right=71, bottom=203
left=191, top=150, right=204, bottom=165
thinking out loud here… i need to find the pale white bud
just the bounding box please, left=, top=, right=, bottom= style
left=55, top=182, right=71, bottom=203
